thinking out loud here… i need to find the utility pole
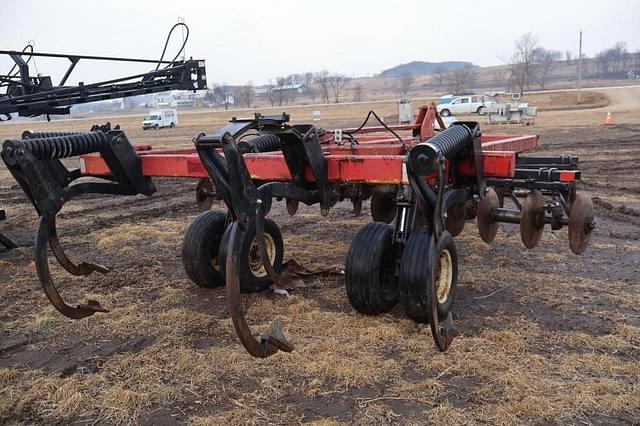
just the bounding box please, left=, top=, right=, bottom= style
left=577, top=30, right=583, bottom=104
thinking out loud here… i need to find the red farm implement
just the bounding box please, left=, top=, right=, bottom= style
left=1, top=105, right=595, bottom=356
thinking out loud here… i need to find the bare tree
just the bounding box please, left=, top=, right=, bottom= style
left=509, top=33, right=539, bottom=94
left=633, top=50, right=640, bottom=75
left=306, top=85, right=317, bottom=103
left=287, top=74, right=306, bottom=85
left=492, top=66, right=507, bottom=88
left=565, top=50, right=574, bottom=65
left=303, top=72, right=314, bottom=85
left=264, top=81, right=276, bottom=107
left=445, top=64, right=477, bottom=94
left=244, top=84, right=255, bottom=108
left=433, top=66, right=447, bottom=88
left=204, top=90, right=216, bottom=105
left=233, top=83, right=255, bottom=108
left=315, top=70, right=331, bottom=103
left=596, top=41, right=629, bottom=77
left=275, top=77, right=289, bottom=106
left=398, top=72, right=415, bottom=98
left=329, top=74, right=349, bottom=103
left=579, top=53, right=590, bottom=78
left=535, top=48, right=562, bottom=89
left=212, top=83, right=231, bottom=110
left=352, top=83, right=363, bottom=102
left=232, top=86, right=245, bottom=108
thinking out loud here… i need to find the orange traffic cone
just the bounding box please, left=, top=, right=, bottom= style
left=604, top=112, right=614, bottom=126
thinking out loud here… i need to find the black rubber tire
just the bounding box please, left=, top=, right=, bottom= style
left=400, top=229, right=458, bottom=323
left=440, top=109, right=451, bottom=117
left=218, top=218, right=284, bottom=292
left=477, top=106, right=486, bottom=115
left=182, top=211, right=229, bottom=288
left=345, top=222, right=399, bottom=315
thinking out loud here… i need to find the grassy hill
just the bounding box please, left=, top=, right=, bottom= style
left=378, top=61, right=475, bottom=77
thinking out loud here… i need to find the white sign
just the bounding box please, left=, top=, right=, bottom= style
left=312, top=110, right=321, bottom=121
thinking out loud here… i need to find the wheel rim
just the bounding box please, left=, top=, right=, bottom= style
left=435, top=248, right=453, bottom=304
left=248, top=233, right=276, bottom=278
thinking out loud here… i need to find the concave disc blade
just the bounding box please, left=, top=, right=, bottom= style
left=520, top=190, right=545, bottom=249
left=477, top=188, right=500, bottom=243
left=569, top=194, right=595, bottom=255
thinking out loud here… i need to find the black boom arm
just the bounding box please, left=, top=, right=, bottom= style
left=0, top=50, right=207, bottom=119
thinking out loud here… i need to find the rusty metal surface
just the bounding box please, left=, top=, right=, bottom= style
left=195, top=178, right=214, bottom=211
left=520, top=190, right=545, bottom=249
left=285, top=198, right=299, bottom=216
left=224, top=221, right=293, bottom=358
left=370, top=192, right=396, bottom=223
left=35, top=215, right=109, bottom=319
left=445, top=203, right=466, bottom=237
left=568, top=194, right=595, bottom=255
left=477, top=188, right=500, bottom=243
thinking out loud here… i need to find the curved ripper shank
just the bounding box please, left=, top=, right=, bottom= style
left=225, top=221, right=293, bottom=357
left=1, top=126, right=155, bottom=319
left=36, top=214, right=109, bottom=319
left=198, top=122, right=301, bottom=358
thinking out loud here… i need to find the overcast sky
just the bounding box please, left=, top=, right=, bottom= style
left=1, top=0, right=639, bottom=86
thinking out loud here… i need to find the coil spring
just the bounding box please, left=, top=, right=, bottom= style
left=9, top=131, right=111, bottom=160
left=238, top=134, right=281, bottom=153
left=408, top=123, right=475, bottom=175
left=427, top=124, right=473, bottom=159
left=21, top=130, right=84, bottom=140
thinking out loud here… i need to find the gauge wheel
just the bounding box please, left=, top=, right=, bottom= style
left=218, top=218, right=284, bottom=292
left=182, top=210, right=229, bottom=288
left=345, top=222, right=399, bottom=314
left=400, top=229, right=458, bottom=323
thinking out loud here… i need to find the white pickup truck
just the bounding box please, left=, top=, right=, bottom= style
left=437, top=95, right=494, bottom=117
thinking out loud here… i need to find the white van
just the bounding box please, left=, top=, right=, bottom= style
left=142, top=109, right=178, bottom=130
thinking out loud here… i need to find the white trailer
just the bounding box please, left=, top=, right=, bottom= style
left=142, top=109, right=178, bottom=130
left=485, top=94, right=537, bottom=124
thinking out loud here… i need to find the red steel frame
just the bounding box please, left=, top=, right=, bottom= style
left=79, top=105, right=577, bottom=185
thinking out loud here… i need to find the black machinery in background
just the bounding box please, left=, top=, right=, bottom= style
left=0, top=50, right=206, bottom=120
left=0, top=23, right=207, bottom=250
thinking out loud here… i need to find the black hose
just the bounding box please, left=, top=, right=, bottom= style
left=344, top=110, right=406, bottom=149
left=6, top=43, right=34, bottom=78
left=155, top=22, right=189, bottom=70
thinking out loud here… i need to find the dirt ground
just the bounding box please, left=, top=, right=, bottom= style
left=0, top=88, right=639, bottom=425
